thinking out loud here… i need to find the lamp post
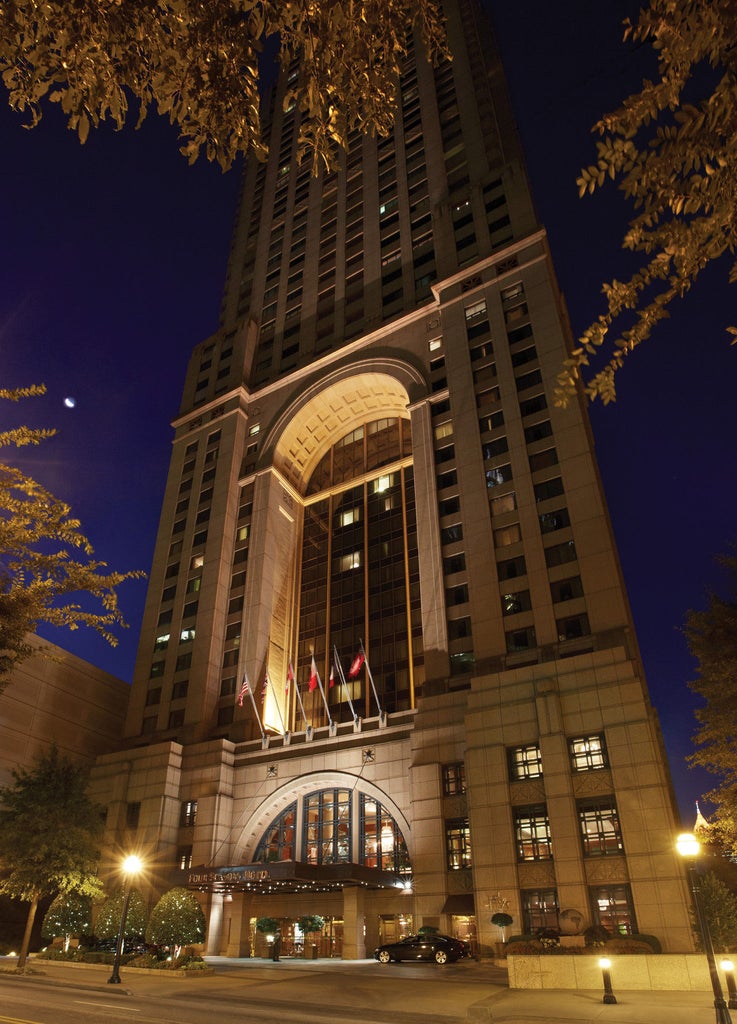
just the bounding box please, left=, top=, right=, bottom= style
left=676, top=833, right=732, bottom=1024
left=720, top=960, right=737, bottom=1011
left=108, top=855, right=143, bottom=985
left=598, top=957, right=617, bottom=1004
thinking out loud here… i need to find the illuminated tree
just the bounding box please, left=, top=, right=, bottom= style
left=42, top=892, right=92, bottom=952
left=146, top=888, right=206, bottom=955
left=0, top=0, right=447, bottom=173
left=0, top=385, right=144, bottom=689
left=94, top=888, right=148, bottom=944
left=686, top=553, right=737, bottom=854
left=0, top=746, right=104, bottom=969
left=556, top=0, right=737, bottom=406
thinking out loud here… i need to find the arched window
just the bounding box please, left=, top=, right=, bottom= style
left=252, top=789, right=410, bottom=874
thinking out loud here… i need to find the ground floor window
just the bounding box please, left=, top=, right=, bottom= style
left=451, top=914, right=477, bottom=956
left=521, top=888, right=559, bottom=933
left=589, top=884, right=637, bottom=935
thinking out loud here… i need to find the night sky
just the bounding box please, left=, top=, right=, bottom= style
left=1, top=1, right=734, bottom=824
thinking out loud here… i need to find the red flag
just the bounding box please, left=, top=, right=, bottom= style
left=237, top=674, right=249, bottom=706
left=308, top=655, right=318, bottom=692
left=329, top=665, right=335, bottom=688
left=348, top=651, right=365, bottom=679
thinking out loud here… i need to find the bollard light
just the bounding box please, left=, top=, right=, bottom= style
left=721, top=960, right=737, bottom=1011
left=599, top=957, right=617, bottom=1005
left=108, top=854, right=143, bottom=985
left=676, top=833, right=732, bottom=1024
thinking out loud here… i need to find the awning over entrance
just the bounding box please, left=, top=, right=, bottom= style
left=441, top=893, right=475, bottom=915
left=187, top=861, right=407, bottom=895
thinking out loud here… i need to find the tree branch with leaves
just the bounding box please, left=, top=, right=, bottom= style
left=0, top=385, right=144, bottom=687
left=0, top=0, right=447, bottom=173
left=555, top=0, right=737, bottom=407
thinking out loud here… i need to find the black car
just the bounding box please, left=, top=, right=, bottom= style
left=374, top=933, right=470, bottom=965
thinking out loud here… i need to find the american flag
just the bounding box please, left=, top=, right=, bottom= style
left=237, top=674, right=249, bottom=706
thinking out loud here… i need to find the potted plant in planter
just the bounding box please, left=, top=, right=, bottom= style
left=297, top=915, right=325, bottom=959
left=491, top=913, right=513, bottom=957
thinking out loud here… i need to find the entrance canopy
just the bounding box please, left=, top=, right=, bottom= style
left=188, top=860, right=407, bottom=895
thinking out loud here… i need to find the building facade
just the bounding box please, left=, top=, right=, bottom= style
left=91, top=0, right=693, bottom=957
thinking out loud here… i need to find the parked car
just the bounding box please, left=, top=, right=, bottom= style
left=374, top=933, right=470, bottom=964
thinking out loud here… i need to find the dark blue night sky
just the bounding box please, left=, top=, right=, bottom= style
left=1, top=1, right=734, bottom=824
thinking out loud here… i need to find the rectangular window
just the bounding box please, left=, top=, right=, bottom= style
left=569, top=734, right=608, bottom=772
left=501, top=589, right=531, bottom=615
left=545, top=540, right=577, bottom=567
left=497, top=554, right=526, bottom=580
left=578, top=800, right=624, bottom=857
left=509, top=744, right=543, bottom=780
left=441, top=523, right=463, bottom=545
left=439, top=496, right=461, bottom=518
left=445, top=818, right=472, bottom=870
left=506, top=626, right=536, bottom=653
left=442, top=762, right=466, bottom=796
left=168, top=709, right=185, bottom=728
left=589, top=884, right=636, bottom=936
left=521, top=889, right=559, bottom=933
left=491, top=492, right=517, bottom=516
left=180, top=800, right=198, bottom=828
left=539, top=508, right=570, bottom=534
left=486, top=464, right=513, bottom=489
left=145, top=687, right=161, bottom=706
left=529, top=448, right=558, bottom=472
left=514, top=805, right=552, bottom=861
left=534, top=477, right=565, bottom=503
left=447, top=616, right=472, bottom=640
left=443, top=552, right=466, bottom=575
left=177, top=846, right=193, bottom=871
left=126, top=802, right=141, bottom=830
left=557, top=613, right=591, bottom=641
left=550, top=576, right=584, bottom=603
left=494, top=524, right=521, bottom=548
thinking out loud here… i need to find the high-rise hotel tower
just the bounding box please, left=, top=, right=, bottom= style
left=92, top=0, right=692, bottom=957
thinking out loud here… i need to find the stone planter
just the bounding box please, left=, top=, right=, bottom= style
left=507, top=953, right=719, bottom=992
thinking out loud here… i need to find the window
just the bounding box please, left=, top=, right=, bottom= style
left=545, top=540, right=577, bottom=567
left=126, top=802, right=141, bottom=830
left=550, top=576, right=584, bottom=603
left=534, top=477, right=564, bottom=503
left=442, top=763, right=466, bottom=796
left=180, top=800, right=198, bottom=827
left=529, top=448, right=558, bottom=472
left=521, top=889, right=559, bottom=933
left=443, top=552, right=466, bottom=575
left=304, top=789, right=351, bottom=865
left=447, top=616, right=472, bottom=640
left=441, top=523, right=463, bottom=545
left=514, top=805, right=552, bottom=861
left=220, top=677, right=236, bottom=697
left=506, top=626, right=536, bottom=653
left=491, top=492, right=516, bottom=516
left=446, top=583, right=469, bottom=606
left=497, top=554, right=526, bottom=580
left=439, top=496, right=461, bottom=518
left=338, top=551, right=361, bottom=571
left=539, top=508, right=570, bottom=534
left=445, top=819, right=472, bottom=870
left=486, top=464, right=513, bottom=489
left=494, top=523, right=522, bottom=548
left=168, top=709, right=185, bottom=728
left=501, top=589, right=531, bottom=615
left=557, top=613, right=591, bottom=641
left=145, top=687, right=161, bottom=706
left=177, top=846, right=193, bottom=871
left=569, top=734, right=608, bottom=772
left=578, top=800, right=624, bottom=857
left=509, top=744, right=543, bottom=780
left=172, top=680, right=189, bottom=700
left=589, top=884, right=636, bottom=936
left=175, top=652, right=192, bottom=672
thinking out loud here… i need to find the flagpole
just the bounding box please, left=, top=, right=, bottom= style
left=312, top=655, right=333, bottom=727
left=360, top=639, right=383, bottom=717
left=238, top=672, right=265, bottom=739
left=290, top=660, right=310, bottom=732
left=334, top=645, right=359, bottom=723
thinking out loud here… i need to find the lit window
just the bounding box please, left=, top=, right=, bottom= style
left=509, top=744, right=543, bottom=780
left=569, top=734, right=608, bottom=772
left=373, top=474, right=393, bottom=493
left=442, top=762, right=466, bottom=795
left=464, top=299, right=487, bottom=323
left=237, top=525, right=249, bottom=541
left=180, top=800, right=198, bottom=827
left=179, top=627, right=196, bottom=642
left=521, top=889, right=558, bottom=933
left=589, top=884, right=636, bottom=936
left=339, top=551, right=361, bottom=571
left=429, top=337, right=442, bottom=352
left=514, top=805, right=552, bottom=861
left=434, top=421, right=454, bottom=441
left=491, top=492, right=516, bottom=516
left=339, top=507, right=361, bottom=527
left=191, top=554, right=205, bottom=569
left=445, top=818, right=472, bottom=869
left=578, top=800, right=623, bottom=857
left=249, top=423, right=261, bottom=436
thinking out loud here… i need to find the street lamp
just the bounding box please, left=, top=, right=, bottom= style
left=108, top=854, right=143, bottom=985
left=721, top=960, right=737, bottom=1011
left=598, top=957, right=617, bottom=1004
left=676, top=832, right=732, bottom=1024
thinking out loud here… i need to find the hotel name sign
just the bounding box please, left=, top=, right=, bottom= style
left=188, top=865, right=272, bottom=886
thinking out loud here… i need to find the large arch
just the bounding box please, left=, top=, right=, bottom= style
left=235, top=769, right=413, bottom=866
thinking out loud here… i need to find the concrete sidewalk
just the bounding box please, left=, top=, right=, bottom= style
left=2, top=955, right=733, bottom=1024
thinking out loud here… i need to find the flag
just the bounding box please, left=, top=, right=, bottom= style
left=286, top=662, right=294, bottom=695
left=308, top=655, right=318, bottom=692
left=261, top=672, right=269, bottom=704
left=348, top=650, right=365, bottom=679
left=329, top=664, right=335, bottom=688
left=237, top=674, right=249, bottom=707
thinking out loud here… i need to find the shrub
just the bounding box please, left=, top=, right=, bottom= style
left=505, top=939, right=543, bottom=955
left=584, top=925, right=611, bottom=947
left=146, top=888, right=205, bottom=952
left=630, top=933, right=662, bottom=954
